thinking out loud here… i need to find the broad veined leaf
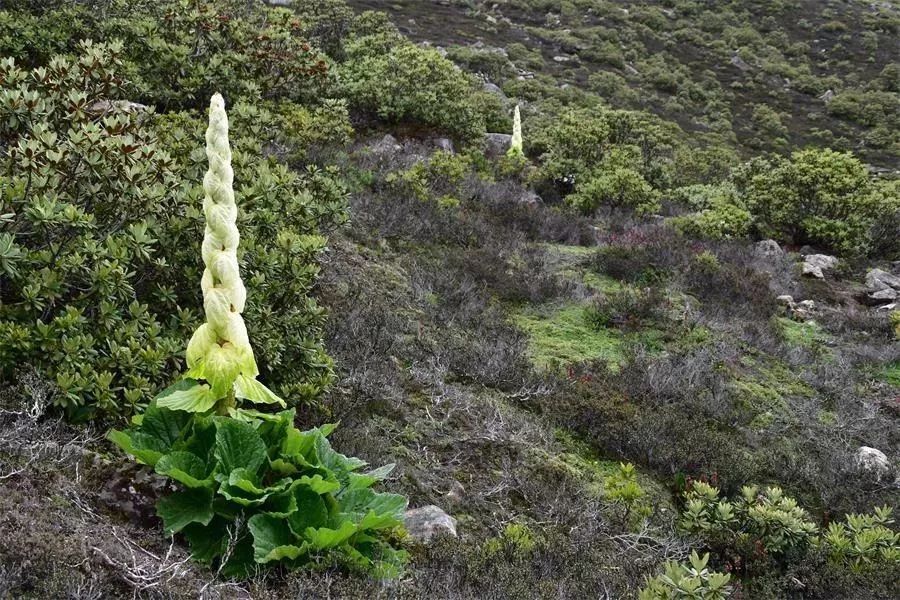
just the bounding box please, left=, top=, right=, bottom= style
left=107, top=429, right=163, bottom=466
left=182, top=518, right=227, bottom=564
left=214, top=417, right=267, bottom=475
left=304, top=520, right=358, bottom=550
left=155, top=451, right=212, bottom=488
left=340, top=489, right=407, bottom=530
left=315, top=433, right=367, bottom=479
left=157, top=487, right=215, bottom=534
left=156, top=379, right=218, bottom=413
left=234, top=374, right=286, bottom=407
left=139, top=402, right=192, bottom=450
left=286, top=486, right=329, bottom=536
left=298, top=473, right=341, bottom=495
left=248, top=513, right=307, bottom=563
left=203, top=344, right=243, bottom=397
left=346, top=463, right=395, bottom=490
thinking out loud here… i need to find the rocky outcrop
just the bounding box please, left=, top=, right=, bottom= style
left=801, top=254, right=838, bottom=279
left=404, top=505, right=457, bottom=543
left=863, top=268, right=900, bottom=306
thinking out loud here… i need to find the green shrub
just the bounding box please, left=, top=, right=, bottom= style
left=604, top=462, right=652, bottom=531
left=109, top=94, right=407, bottom=578
left=0, top=44, right=343, bottom=419
left=821, top=506, right=900, bottom=572
left=680, top=482, right=818, bottom=560
left=568, top=167, right=658, bottom=215
left=639, top=551, right=732, bottom=599
left=2, top=1, right=332, bottom=109
left=731, top=149, right=888, bottom=255
left=338, top=32, right=486, bottom=140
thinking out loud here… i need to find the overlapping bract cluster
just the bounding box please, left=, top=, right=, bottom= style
left=185, top=94, right=257, bottom=392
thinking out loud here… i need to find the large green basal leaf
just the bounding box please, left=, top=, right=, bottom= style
left=128, top=402, right=194, bottom=460
left=214, top=417, right=267, bottom=475
left=248, top=513, right=307, bottom=564
left=298, top=473, right=341, bottom=495
left=286, top=486, right=329, bottom=536
left=182, top=518, right=227, bottom=564
left=107, top=429, right=163, bottom=466
left=156, top=379, right=218, bottom=413
left=346, top=463, right=396, bottom=491
left=155, top=451, right=213, bottom=488
left=304, top=520, right=358, bottom=550
left=339, top=489, right=407, bottom=530
left=157, top=487, right=215, bottom=534
left=314, top=433, right=367, bottom=478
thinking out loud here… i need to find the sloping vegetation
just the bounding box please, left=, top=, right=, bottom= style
left=0, top=1, right=898, bottom=599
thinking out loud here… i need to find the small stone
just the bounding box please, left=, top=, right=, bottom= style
left=404, top=505, right=457, bottom=543
left=446, top=480, right=465, bottom=503
left=856, top=446, right=891, bottom=480
left=482, top=82, right=506, bottom=99
left=776, top=295, right=795, bottom=305
left=433, top=138, right=455, bottom=153
left=371, top=134, right=402, bottom=155
left=801, top=254, right=838, bottom=279
left=871, top=288, right=899, bottom=302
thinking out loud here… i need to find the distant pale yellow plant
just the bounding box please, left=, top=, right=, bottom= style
left=508, top=104, right=524, bottom=158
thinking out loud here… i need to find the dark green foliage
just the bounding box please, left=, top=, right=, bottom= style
left=0, top=0, right=331, bottom=110
left=109, top=406, right=407, bottom=577
left=338, top=25, right=489, bottom=140
left=0, top=44, right=346, bottom=418
left=732, top=149, right=895, bottom=254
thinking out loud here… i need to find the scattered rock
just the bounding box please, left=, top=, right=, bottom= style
left=865, top=268, right=900, bottom=292
left=754, top=239, right=784, bottom=261
left=371, top=134, right=402, bottom=156
left=484, top=132, right=513, bottom=158
left=263, top=0, right=293, bottom=5
left=777, top=295, right=818, bottom=320
left=446, top=480, right=466, bottom=504
left=819, top=89, right=835, bottom=103
left=801, top=254, right=838, bottom=279
left=432, top=138, right=455, bottom=153
left=777, top=294, right=794, bottom=305
left=553, top=55, right=573, bottom=63
left=871, top=288, right=899, bottom=302
left=624, top=64, right=640, bottom=76
left=730, top=54, right=752, bottom=72
left=86, top=99, right=149, bottom=114
left=482, top=82, right=506, bottom=99
left=856, top=446, right=892, bottom=480
left=404, top=505, right=457, bottom=543
left=518, top=190, right=542, bottom=206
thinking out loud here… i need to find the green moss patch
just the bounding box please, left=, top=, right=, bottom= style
left=512, top=303, right=626, bottom=369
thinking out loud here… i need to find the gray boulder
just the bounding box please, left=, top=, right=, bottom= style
left=405, top=505, right=457, bottom=543
left=483, top=82, right=506, bottom=99
left=484, top=132, right=513, bottom=158
left=371, top=134, right=402, bottom=156
left=865, top=268, right=900, bottom=292
left=801, top=254, right=838, bottom=279
left=754, top=239, right=784, bottom=261
left=856, top=446, right=892, bottom=480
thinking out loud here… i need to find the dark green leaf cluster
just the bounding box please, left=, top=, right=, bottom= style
left=0, top=0, right=331, bottom=110
left=110, top=406, right=408, bottom=577
left=337, top=26, right=491, bottom=141
left=0, top=44, right=347, bottom=418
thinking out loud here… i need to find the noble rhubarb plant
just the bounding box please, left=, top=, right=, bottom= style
left=508, top=104, right=524, bottom=159
left=109, top=94, right=408, bottom=577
